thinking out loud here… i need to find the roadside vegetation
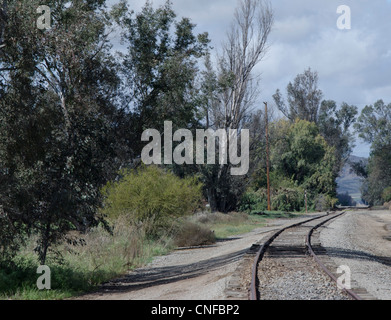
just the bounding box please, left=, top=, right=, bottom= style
left=0, top=166, right=303, bottom=300
left=352, top=101, right=391, bottom=207
left=1, top=0, right=389, bottom=301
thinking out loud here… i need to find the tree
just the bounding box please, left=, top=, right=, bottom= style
left=354, top=100, right=391, bottom=150
left=273, top=69, right=357, bottom=175
left=112, top=0, right=210, bottom=156
left=363, top=149, right=391, bottom=205
left=0, top=0, right=6, bottom=48
left=318, top=100, right=358, bottom=173
left=271, top=119, right=337, bottom=197
left=0, top=0, right=127, bottom=264
left=273, top=68, right=323, bottom=123
left=199, top=0, right=274, bottom=212
left=354, top=100, right=391, bottom=205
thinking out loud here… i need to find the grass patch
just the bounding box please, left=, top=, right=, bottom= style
left=190, top=212, right=264, bottom=240
left=0, top=210, right=306, bottom=300
left=191, top=211, right=304, bottom=240
left=0, top=215, right=173, bottom=300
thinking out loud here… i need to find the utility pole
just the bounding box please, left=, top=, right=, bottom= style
left=305, top=190, right=308, bottom=214
left=264, top=102, right=271, bottom=212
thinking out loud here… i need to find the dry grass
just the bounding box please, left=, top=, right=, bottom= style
left=190, top=211, right=266, bottom=239
left=2, top=211, right=265, bottom=299
left=62, top=214, right=173, bottom=275
left=173, top=221, right=216, bottom=247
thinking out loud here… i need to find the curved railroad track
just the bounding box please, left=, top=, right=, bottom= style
left=249, top=211, right=362, bottom=300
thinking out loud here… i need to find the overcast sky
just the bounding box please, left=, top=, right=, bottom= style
left=108, top=0, right=391, bottom=158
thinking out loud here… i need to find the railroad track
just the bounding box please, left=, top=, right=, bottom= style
left=249, top=211, right=362, bottom=300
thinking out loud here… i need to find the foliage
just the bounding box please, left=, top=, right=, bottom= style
left=242, top=118, right=340, bottom=213
left=102, top=166, right=203, bottom=234
left=0, top=0, right=368, bottom=298
left=272, top=188, right=305, bottom=212
left=271, top=119, right=338, bottom=196
left=354, top=100, right=391, bottom=150
left=239, top=185, right=305, bottom=213
left=0, top=215, right=173, bottom=300
left=313, top=194, right=338, bottom=212
left=273, top=68, right=323, bottom=123
left=111, top=0, right=210, bottom=155
left=0, top=215, right=25, bottom=266
left=196, top=0, right=274, bottom=213
left=354, top=100, right=391, bottom=205
left=337, top=192, right=357, bottom=207
left=173, top=221, right=215, bottom=247
left=382, top=187, right=391, bottom=203
left=318, top=100, right=358, bottom=173
left=273, top=69, right=357, bottom=175
left=0, top=0, right=127, bottom=265
left=239, top=190, right=268, bottom=213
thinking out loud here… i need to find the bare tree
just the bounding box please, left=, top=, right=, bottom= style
left=200, top=0, right=274, bottom=212
left=211, top=0, right=274, bottom=130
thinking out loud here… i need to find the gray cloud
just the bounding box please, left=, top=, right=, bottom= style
left=107, top=0, right=391, bottom=157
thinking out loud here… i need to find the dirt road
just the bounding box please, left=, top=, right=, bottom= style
left=76, top=217, right=304, bottom=300
left=75, top=210, right=391, bottom=300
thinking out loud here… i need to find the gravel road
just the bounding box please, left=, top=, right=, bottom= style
left=319, top=210, right=391, bottom=300
left=75, top=210, right=391, bottom=300
left=75, top=215, right=313, bottom=300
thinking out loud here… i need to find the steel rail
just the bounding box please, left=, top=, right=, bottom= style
left=249, top=214, right=328, bottom=300
left=306, top=211, right=362, bottom=301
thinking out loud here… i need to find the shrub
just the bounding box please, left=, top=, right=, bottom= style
left=337, top=192, right=357, bottom=207
left=102, top=166, right=203, bottom=234
left=0, top=215, right=25, bottom=267
left=193, top=211, right=249, bottom=225
left=173, top=221, right=215, bottom=247
left=239, top=186, right=305, bottom=213
left=272, top=188, right=305, bottom=212
left=382, top=187, right=391, bottom=203
left=238, top=190, right=267, bottom=213
left=313, top=194, right=338, bottom=212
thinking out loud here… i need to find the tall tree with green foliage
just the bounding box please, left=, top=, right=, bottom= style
left=112, top=0, right=210, bottom=156
left=273, top=68, right=357, bottom=178
left=354, top=100, right=391, bottom=205
left=0, top=0, right=127, bottom=265
left=273, top=68, right=323, bottom=123
left=271, top=119, right=337, bottom=197
left=318, top=100, right=358, bottom=173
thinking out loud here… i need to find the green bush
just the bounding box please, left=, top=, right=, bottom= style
left=238, top=190, right=267, bottom=213
left=272, top=188, right=305, bottom=212
left=102, top=166, right=203, bottom=234
left=313, top=194, right=338, bottom=212
left=239, top=186, right=305, bottom=213
left=382, top=187, right=391, bottom=203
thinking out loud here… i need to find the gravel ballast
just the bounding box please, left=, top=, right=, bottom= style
left=319, top=210, right=391, bottom=300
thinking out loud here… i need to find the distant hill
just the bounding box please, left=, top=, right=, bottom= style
left=336, top=155, right=367, bottom=204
